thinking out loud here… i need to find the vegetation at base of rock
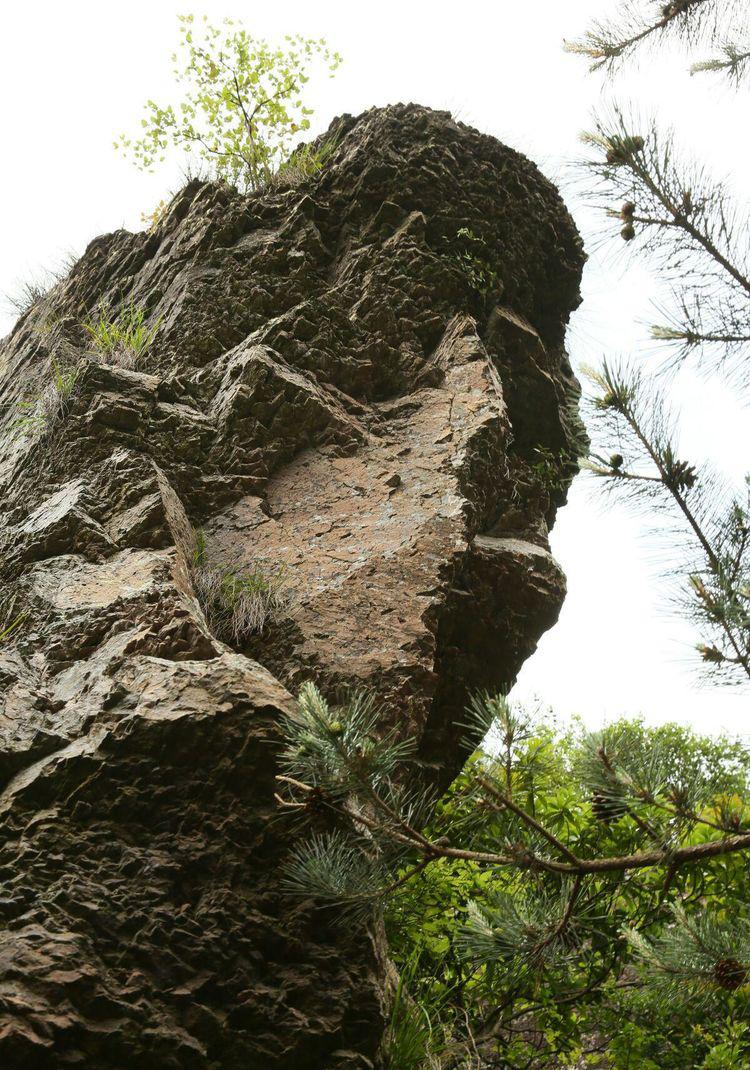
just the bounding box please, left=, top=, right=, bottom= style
left=14, top=355, right=81, bottom=437
left=278, top=685, right=750, bottom=1068
left=83, top=300, right=161, bottom=367
left=115, top=14, right=342, bottom=192
left=191, top=529, right=291, bottom=643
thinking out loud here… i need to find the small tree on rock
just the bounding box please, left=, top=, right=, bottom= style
left=115, top=15, right=342, bottom=192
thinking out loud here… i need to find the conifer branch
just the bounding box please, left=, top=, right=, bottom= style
left=565, top=0, right=709, bottom=72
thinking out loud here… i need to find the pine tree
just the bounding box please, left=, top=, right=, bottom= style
left=567, top=1, right=750, bottom=685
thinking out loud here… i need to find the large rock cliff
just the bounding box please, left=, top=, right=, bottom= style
left=0, top=104, right=584, bottom=1068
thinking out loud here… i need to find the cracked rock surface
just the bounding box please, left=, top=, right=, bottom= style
left=0, top=104, right=584, bottom=1068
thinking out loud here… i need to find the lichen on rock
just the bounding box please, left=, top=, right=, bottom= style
left=0, top=104, right=584, bottom=1068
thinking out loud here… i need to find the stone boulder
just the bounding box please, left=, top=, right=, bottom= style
left=0, top=104, right=584, bottom=1068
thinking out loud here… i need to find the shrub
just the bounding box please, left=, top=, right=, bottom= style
left=4, top=276, right=52, bottom=317
left=192, top=530, right=291, bottom=643
left=4, top=252, right=77, bottom=316
left=83, top=300, right=160, bottom=367
left=115, top=15, right=342, bottom=193
left=140, top=198, right=169, bottom=232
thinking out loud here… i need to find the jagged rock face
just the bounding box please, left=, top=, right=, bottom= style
left=0, top=105, right=584, bottom=1068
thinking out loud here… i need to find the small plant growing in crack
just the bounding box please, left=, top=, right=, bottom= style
left=0, top=613, right=25, bottom=646
left=191, top=528, right=292, bottom=643
left=14, top=354, right=81, bottom=438
left=83, top=300, right=161, bottom=368
left=451, top=226, right=500, bottom=298
left=266, top=135, right=340, bottom=191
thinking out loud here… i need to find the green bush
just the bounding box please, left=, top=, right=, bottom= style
left=277, top=688, right=750, bottom=1069
left=451, top=227, right=500, bottom=298
left=115, top=15, right=342, bottom=192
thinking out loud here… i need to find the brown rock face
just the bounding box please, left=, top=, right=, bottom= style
left=0, top=105, right=584, bottom=1068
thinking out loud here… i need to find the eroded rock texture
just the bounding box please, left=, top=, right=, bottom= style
left=0, top=104, right=584, bottom=1068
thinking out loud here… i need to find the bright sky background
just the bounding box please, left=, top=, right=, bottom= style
left=1, top=1, right=748, bottom=734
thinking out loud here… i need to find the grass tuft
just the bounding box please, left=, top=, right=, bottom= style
left=191, top=530, right=291, bottom=643
left=14, top=355, right=81, bottom=437
left=266, top=136, right=338, bottom=191
left=0, top=613, right=26, bottom=646
left=83, top=300, right=161, bottom=367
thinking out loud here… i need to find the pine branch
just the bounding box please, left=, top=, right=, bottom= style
left=583, top=360, right=750, bottom=683
left=578, top=108, right=750, bottom=384
left=477, top=775, right=583, bottom=865
left=565, top=0, right=727, bottom=74
left=582, top=110, right=750, bottom=295
left=691, top=38, right=750, bottom=84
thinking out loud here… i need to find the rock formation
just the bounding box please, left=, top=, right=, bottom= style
left=0, top=104, right=584, bottom=1068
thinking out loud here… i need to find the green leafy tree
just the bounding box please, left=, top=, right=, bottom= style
left=277, top=685, right=750, bottom=1068
left=116, top=15, right=342, bottom=192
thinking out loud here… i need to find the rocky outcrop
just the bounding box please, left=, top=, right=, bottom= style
left=0, top=104, right=584, bottom=1068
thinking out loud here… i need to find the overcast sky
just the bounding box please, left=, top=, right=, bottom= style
left=1, top=1, right=748, bottom=734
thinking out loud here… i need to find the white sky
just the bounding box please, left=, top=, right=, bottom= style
left=1, top=1, right=748, bottom=734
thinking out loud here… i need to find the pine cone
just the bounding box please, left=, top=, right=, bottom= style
left=621, top=223, right=635, bottom=242
left=662, top=0, right=690, bottom=17
left=713, top=957, right=748, bottom=991
left=620, top=201, right=635, bottom=219
left=591, top=792, right=626, bottom=824
left=304, top=787, right=329, bottom=816
left=667, top=459, right=697, bottom=491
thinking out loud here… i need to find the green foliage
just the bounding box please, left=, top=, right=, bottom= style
left=0, top=614, right=25, bottom=646
left=284, top=829, right=389, bottom=916
left=83, top=300, right=161, bottom=367
left=15, top=355, right=80, bottom=437
left=280, top=681, right=416, bottom=798
left=381, top=963, right=452, bottom=1070
left=115, top=15, right=342, bottom=192
left=191, top=529, right=291, bottom=643
left=277, top=689, right=750, bottom=1068
left=450, top=227, right=501, bottom=299
left=625, top=903, right=750, bottom=1003
left=268, top=133, right=339, bottom=190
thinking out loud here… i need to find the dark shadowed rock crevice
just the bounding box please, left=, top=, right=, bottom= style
left=0, top=104, right=584, bottom=1068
